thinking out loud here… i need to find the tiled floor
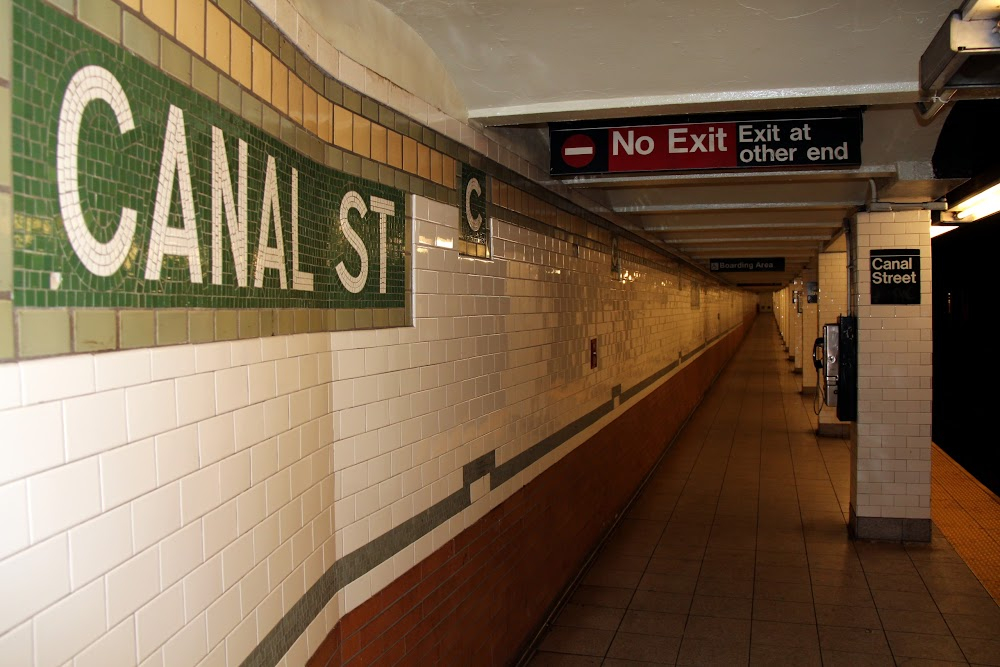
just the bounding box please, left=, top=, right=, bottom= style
left=524, top=318, right=1000, bottom=666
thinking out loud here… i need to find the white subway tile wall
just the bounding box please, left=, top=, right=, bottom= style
left=851, top=211, right=932, bottom=521
left=0, top=193, right=753, bottom=666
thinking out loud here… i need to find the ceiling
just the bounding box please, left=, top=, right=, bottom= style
left=357, top=0, right=986, bottom=289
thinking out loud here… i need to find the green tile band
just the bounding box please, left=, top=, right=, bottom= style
left=12, top=0, right=406, bottom=312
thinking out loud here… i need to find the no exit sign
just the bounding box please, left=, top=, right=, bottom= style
left=550, top=109, right=862, bottom=176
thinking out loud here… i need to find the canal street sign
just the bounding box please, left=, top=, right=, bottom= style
left=870, top=249, right=920, bottom=304
left=13, top=0, right=405, bottom=310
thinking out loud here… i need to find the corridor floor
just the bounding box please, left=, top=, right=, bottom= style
left=525, top=317, right=1000, bottom=666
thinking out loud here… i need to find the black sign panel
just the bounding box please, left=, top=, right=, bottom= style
left=870, top=249, right=920, bottom=304
left=710, top=257, right=786, bottom=272
left=459, top=165, right=491, bottom=258
left=551, top=109, right=863, bottom=176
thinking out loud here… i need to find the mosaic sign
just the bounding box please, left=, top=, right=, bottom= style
left=610, top=236, right=622, bottom=279
left=458, top=165, right=490, bottom=258
left=12, top=0, right=406, bottom=309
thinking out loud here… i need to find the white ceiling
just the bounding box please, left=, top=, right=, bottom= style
left=372, top=0, right=957, bottom=122
left=352, top=0, right=972, bottom=289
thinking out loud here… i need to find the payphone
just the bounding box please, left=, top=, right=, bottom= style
left=812, top=315, right=857, bottom=421
left=813, top=324, right=839, bottom=407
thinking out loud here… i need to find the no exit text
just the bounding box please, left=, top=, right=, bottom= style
left=550, top=112, right=862, bottom=175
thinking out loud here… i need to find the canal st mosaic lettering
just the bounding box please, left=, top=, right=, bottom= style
left=13, top=0, right=406, bottom=310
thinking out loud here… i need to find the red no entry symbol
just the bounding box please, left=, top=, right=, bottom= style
left=562, top=134, right=596, bottom=168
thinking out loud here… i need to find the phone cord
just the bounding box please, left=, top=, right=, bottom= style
left=813, top=367, right=824, bottom=416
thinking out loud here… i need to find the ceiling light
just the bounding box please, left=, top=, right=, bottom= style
left=961, top=0, right=1000, bottom=20
left=949, top=181, right=1000, bottom=221
left=930, top=225, right=960, bottom=238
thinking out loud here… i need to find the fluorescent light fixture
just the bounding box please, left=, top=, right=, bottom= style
left=920, top=3, right=1000, bottom=94
left=949, top=181, right=1000, bottom=221
left=961, top=0, right=1000, bottom=21
left=930, top=224, right=959, bottom=238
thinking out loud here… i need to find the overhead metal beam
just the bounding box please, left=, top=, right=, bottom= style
left=679, top=246, right=823, bottom=252
left=686, top=251, right=816, bottom=258
left=613, top=201, right=860, bottom=214
left=560, top=166, right=897, bottom=188
left=679, top=248, right=822, bottom=255
left=645, top=222, right=842, bottom=232
left=469, top=85, right=919, bottom=126
left=659, top=235, right=832, bottom=244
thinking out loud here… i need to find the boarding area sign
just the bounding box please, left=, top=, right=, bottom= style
left=550, top=110, right=862, bottom=176
left=710, top=257, right=786, bottom=273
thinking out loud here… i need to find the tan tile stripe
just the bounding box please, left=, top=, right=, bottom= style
left=73, top=0, right=458, bottom=191
left=931, top=443, right=1000, bottom=603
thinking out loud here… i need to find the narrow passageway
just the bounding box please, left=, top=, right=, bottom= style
left=526, top=317, right=999, bottom=666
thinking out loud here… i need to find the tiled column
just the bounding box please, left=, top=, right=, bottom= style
left=850, top=210, right=932, bottom=542
left=791, top=277, right=803, bottom=369
left=772, top=290, right=781, bottom=338
left=778, top=286, right=789, bottom=348
left=785, top=286, right=792, bottom=351
left=817, top=250, right=848, bottom=436
left=800, top=263, right=819, bottom=394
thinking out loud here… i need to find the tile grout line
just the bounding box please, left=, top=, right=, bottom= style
left=747, top=326, right=776, bottom=665
left=779, top=338, right=827, bottom=662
